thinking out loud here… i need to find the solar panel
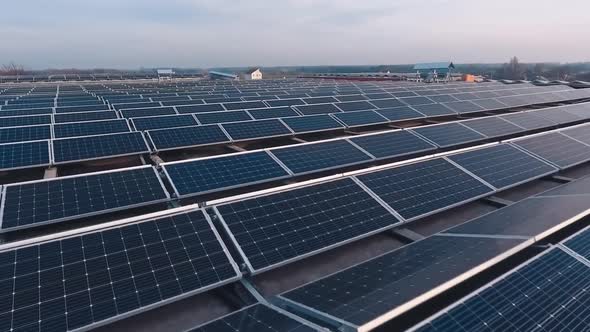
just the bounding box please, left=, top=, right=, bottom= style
left=512, top=132, right=590, bottom=169
left=161, top=99, right=204, bottom=106
left=560, top=124, right=590, bottom=145
left=538, top=175, right=590, bottom=197
left=147, top=124, right=231, bottom=151
left=281, top=115, right=344, bottom=134
left=534, top=107, right=583, bottom=124
left=265, top=98, right=305, bottom=107
left=294, top=104, right=341, bottom=115
left=470, top=98, right=508, bottom=110
left=368, top=98, right=406, bottom=109
left=364, top=92, right=393, bottom=99
left=0, top=140, right=51, bottom=171
left=399, top=96, right=434, bottom=106
left=415, top=248, right=587, bottom=332
left=302, top=96, right=338, bottom=104
left=162, top=151, right=290, bottom=198
left=0, top=166, right=170, bottom=231
left=442, top=101, right=485, bottom=114
left=0, top=125, right=52, bottom=144
left=0, top=108, right=53, bottom=117
left=500, top=112, right=557, bottom=130
left=374, top=106, right=426, bottom=121
left=270, top=140, right=372, bottom=175
left=410, top=103, right=456, bottom=117
left=176, top=103, right=225, bottom=114
left=423, top=94, right=458, bottom=103
left=187, top=304, right=320, bottom=332
left=195, top=110, right=253, bottom=124
left=460, top=117, right=524, bottom=138
left=53, top=111, right=119, bottom=123
left=0, top=208, right=240, bottom=331
left=280, top=234, right=526, bottom=332
left=447, top=144, right=557, bottom=190
left=53, top=119, right=130, bottom=138
left=411, top=123, right=486, bottom=148
left=349, top=131, right=436, bottom=160
left=52, top=132, right=150, bottom=164
left=214, top=177, right=400, bottom=273
left=131, top=114, right=197, bottom=131
left=390, top=91, right=418, bottom=98
left=0, top=115, right=52, bottom=128
left=332, top=110, right=389, bottom=127
left=222, top=101, right=266, bottom=110
left=120, top=107, right=177, bottom=118
left=247, top=106, right=299, bottom=119
left=335, top=94, right=368, bottom=102
left=356, top=158, right=493, bottom=220
left=334, top=101, right=375, bottom=112
left=221, top=119, right=292, bottom=141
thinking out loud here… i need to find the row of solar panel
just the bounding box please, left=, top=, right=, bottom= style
left=279, top=176, right=590, bottom=332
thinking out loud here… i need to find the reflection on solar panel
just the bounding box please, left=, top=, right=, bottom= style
left=413, top=248, right=589, bottom=332
left=0, top=125, right=52, bottom=144
left=52, top=132, right=150, bottom=164
left=501, top=112, right=556, bottom=130
left=221, top=119, right=292, bottom=141
left=282, top=115, right=344, bottom=133
left=334, top=101, right=375, bottom=112
left=215, top=178, right=399, bottom=273
left=357, top=158, right=493, bottom=220
left=223, top=101, right=266, bottom=110
left=0, top=209, right=239, bottom=331
left=561, top=124, right=590, bottom=145
left=411, top=123, right=486, bottom=148
left=195, top=110, right=253, bottom=124
left=0, top=140, right=51, bottom=171
left=247, top=106, right=299, bottom=119
left=0, top=166, right=169, bottom=231
left=535, top=107, right=583, bottom=124
left=163, top=151, right=290, bottom=197
left=281, top=235, right=526, bottom=332
left=295, top=104, right=341, bottom=115
left=332, top=110, right=389, bottom=127
left=375, top=106, right=425, bottom=121
left=147, top=125, right=230, bottom=151
left=120, top=107, right=177, bottom=118
left=410, top=103, right=456, bottom=117
left=460, top=117, right=523, bottom=137
left=399, top=96, right=434, bottom=106
left=368, top=98, right=406, bottom=109
left=53, top=119, right=130, bottom=138
left=132, top=114, right=197, bottom=131
left=470, top=98, right=507, bottom=110
left=270, top=140, right=372, bottom=175
left=512, top=132, right=590, bottom=169
left=442, top=101, right=485, bottom=114
left=53, top=111, right=119, bottom=123
left=0, top=115, right=52, bottom=128
left=349, top=131, right=436, bottom=160
left=176, top=103, right=225, bottom=114
left=447, top=144, right=557, bottom=190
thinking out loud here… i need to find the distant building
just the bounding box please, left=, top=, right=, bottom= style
left=157, top=69, right=174, bottom=80
left=413, top=62, right=455, bottom=82
left=242, top=68, right=262, bottom=80
left=209, top=71, right=238, bottom=80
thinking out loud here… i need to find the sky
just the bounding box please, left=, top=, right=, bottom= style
left=1, top=0, right=589, bottom=69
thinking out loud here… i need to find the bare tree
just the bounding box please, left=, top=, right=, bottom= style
left=502, top=56, right=525, bottom=80
left=0, top=62, right=25, bottom=75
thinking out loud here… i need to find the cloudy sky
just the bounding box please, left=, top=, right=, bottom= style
left=2, top=0, right=589, bottom=69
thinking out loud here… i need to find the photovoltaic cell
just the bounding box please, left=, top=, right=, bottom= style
left=560, top=124, right=590, bottom=145
left=411, top=123, right=486, bottom=148
left=53, top=111, right=119, bottom=124
left=357, top=158, right=493, bottom=220
left=470, top=98, right=508, bottom=110
left=0, top=125, right=52, bottom=144
left=147, top=125, right=231, bottom=151
left=501, top=112, right=556, bottom=130
left=512, top=132, right=590, bottom=169
left=281, top=115, right=344, bottom=133
left=52, top=132, right=150, bottom=164
left=334, top=101, right=375, bottom=112
left=163, top=151, right=290, bottom=197
left=120, top=107, right=177, bottom=118
left=131, top=114, right=197, bottom=131
left=442, top=101, right=485, bottom=114
left=0, top=115, right=52, bottom=128
left=221, top=119, right=292, bottom=141
left=399, top=96, right=434, bottom=106
left=460, top=117, right=524, bottom=138
left=375, top=106, right=425, bottom=121
left=215, top=178, right=400, bottom=273
left=410, top=103, right=456, bottom=117
left=53, top=119, right=130, bottom=138
left=0, top=140, right=51, bottom=171
left=0, top=209, right=239, bottom=331
left=295, top=104, right=341, bottom=116
left=349, top=131, right=436, bottom=160
left=247, top=107, right=299, bottom=120
left=270, top=140, right=372, bottom=175
left=0, top=166, right=170, bottom=231
left=265, top=98, right=305, bottom=107
left=332, top=110, right=389, bottom=127
left=195, top=111, right=253, bottom=125
left=222, top=101, right=266, bottom=110
left=447, top=144, right=557, bottom=190
left=368, top=98, right=406, bottom=109
left=176, top=104, right=225, bottom=114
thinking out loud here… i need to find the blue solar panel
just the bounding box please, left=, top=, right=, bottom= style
left=335, top=94, right=368, bottom=102
left=265, top=98, right=305, bottom=107
left=163, top=151, right=291, bottom=197
left=195, top=110, right=253, bottom=124
left=356, top=158, right=493, bottom=220
left=302, top=96, right=338, bottom=104
left=52, top=132, right=150, bottom=164
left=248, top=106, right=299, bottom=119
left=294, top=104, right=341, bottom=115
left=0, top=209, right=239, bottom=331
left=334, top=101, right=375, bottom=112
left=131, top=114, right=197, bottom=131
left=512, top=132, right=590, bottom=169
left=375, top=106, right=426, bottom=121
left=411, top=123, right=487, bottom=148
left=500, top=112, right=557, bottom=130
left=0, top=125, right=52, bottom=144
left=0, top=108, right=53, bottom=117
left=281, top=115, right=344, bottom=134
left=221, top=119, right=292, bottom=141
left=460, top=117, right=524, bottom=138
left=0, top=115, right=52, bottom=128
left=215, top=178, right=400, bottom=273
left=53, top=119, right=130, bottom=138
left=0, top=166, right=170, bottom=231
left=54, top=104, right=109, bottom=113
left=399, top=96, right=434, bottom=106
left=442, top=101, right=485, bottom=114
left=270, top=140, right=372, bottom=175
left=147, top=124, right=231, bottom=151
left=410, top=103, right=456, bottom=117
left=368, top=98, right=406, bottom=109
left=53, top=111, right=119, bottom=123
left=332, top=110, right=389, bottom=127
left=0, top=140, right=51, bottom=171
left=176, top=103, right=225, bottom=114
left=470, top=98, right=508, bottom=110
left=349, top=131, right=436, bottom=160
left=222, top=101, right=266, bottom=110
left=120, top=107, right=176, bottom=118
